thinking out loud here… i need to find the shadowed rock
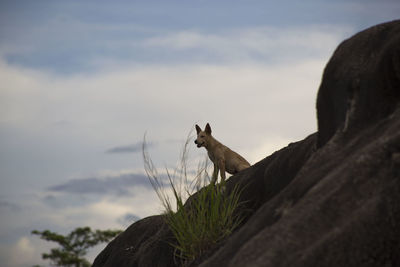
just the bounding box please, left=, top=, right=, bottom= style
left=92, top=20, right=400, bottom=267
left=316, top=20, right=400, bottom=147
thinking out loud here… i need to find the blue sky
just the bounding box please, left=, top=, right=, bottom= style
left=0, top=1, right=399, bottom=266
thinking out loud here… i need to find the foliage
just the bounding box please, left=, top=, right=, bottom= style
left=31, top=227, right=122, bottom=267
left=143, top=132, right=244, bottom=264
left=165, top=181, right=243, bottom=262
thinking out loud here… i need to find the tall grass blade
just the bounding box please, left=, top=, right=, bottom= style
left=143, top=130, right=244, bottom=264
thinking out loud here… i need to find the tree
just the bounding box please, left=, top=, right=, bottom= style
left=32, top=227, right=122, bottom=267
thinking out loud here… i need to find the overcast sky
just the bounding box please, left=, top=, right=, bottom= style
left=0, top=1, right=399, bottom=266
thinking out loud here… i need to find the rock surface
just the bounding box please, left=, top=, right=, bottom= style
left=92, top=20, right=400, bottom=267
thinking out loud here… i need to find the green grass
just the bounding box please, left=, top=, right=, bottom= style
left=142, top=132, right=244, bottom=264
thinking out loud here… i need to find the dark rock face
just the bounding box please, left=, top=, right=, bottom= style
left=92, top=216, right=175, bottom=267
left=93, top=20, right=400, bottom=267
left=316, top=20, right=400, bottom=147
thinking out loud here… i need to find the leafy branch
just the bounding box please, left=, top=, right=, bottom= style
left=32, top=227, right=122, bottom=267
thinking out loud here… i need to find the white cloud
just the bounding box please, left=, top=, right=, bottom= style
left=0, top=59, right=324, bottom=142
left=11, top=237, right=35, bottom=264
left=0, top=179, right=161, bottom=265
left=0, top=26, right=346, bottom=145
left=0, top=49, right=328, bottom=196
left=0, top=236, right=48, bottom=267
left=246, top=136, right=294, bottom=164
left=141, top=26, right=350, bottom=63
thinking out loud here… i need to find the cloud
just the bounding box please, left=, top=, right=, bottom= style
left=47, top=173, right=152, bottom=195
left=117, top=213, right=141, bottom=227
left=0, top=236, right=47, bottom=267
left=2, top=1, right=397, bottom=74
left=0, top=200, right=20, bottom=212
left=106, top=141, right=155, bottom=154
left=106, top=143, right=142, bottom=154
left=141, top=26, right=351, bottom=64
left=12, top=237, right=35, bottom=262
left=66, top=191, right=160, bottom=230
left=0, top=18, right=352, bottom=74
left=0, top=53, right=328, bottom=187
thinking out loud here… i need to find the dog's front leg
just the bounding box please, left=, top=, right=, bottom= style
left=211, top=163, right=219, bottom=185
left=218, top=159, right=226, bottom=183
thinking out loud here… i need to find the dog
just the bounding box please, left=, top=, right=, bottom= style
left=195, top=123, right=251, bottom=185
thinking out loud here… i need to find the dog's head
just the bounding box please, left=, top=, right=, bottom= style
left=194, top=123, right=212, bottom=148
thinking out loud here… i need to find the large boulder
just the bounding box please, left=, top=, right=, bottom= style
left=316, top=20, right=400, bottom=147
left=93, top=20, right=400, bottom=267
left=92, top=216, right=175, bottom=267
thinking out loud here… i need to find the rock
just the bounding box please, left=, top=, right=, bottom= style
left=316, top=20, right=400, bottom=147
left=92, top=216, right=175, bottom=267
left=92, top=20, right=400, bottom=267
left=201, top=100, right=400, bottom=267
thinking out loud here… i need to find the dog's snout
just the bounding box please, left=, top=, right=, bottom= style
left=194, top=140, right=198, bottom=144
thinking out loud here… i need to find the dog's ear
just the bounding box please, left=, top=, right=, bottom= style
left=205, top=123, right=212, bottom=135
left=195, top=124, right=202, bottom=134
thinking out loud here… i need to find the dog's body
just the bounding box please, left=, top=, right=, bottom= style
left=195, top=123, right=251, bottom=184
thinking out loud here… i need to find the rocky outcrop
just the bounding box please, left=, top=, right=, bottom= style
left=316, top=20, right=400, bottom=147
left=93, top=20, right=400, bottom=267
left=92, top=215, right=175, bottom=267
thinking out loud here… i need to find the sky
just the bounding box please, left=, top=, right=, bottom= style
left=0, top=0, right=399, bottom=266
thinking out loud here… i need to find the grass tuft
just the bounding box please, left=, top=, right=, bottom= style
left=142, top=131, right=244, bottom=264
